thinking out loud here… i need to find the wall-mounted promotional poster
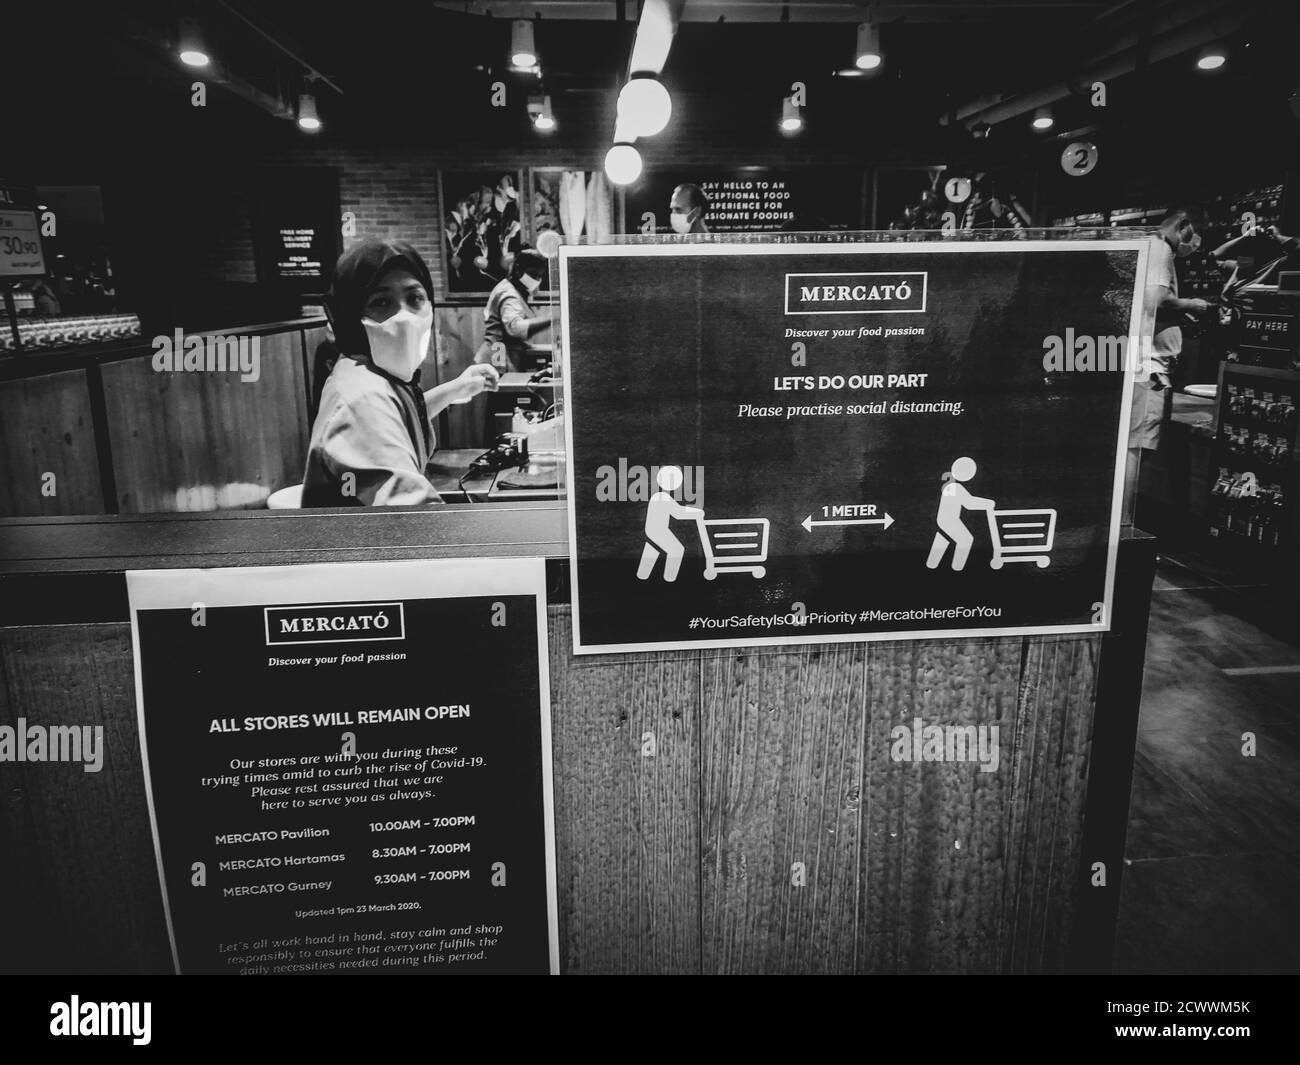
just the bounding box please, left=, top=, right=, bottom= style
left=126, top=558, right=558, bottom=974
left=561, top=240, right=1150, bottom=654
left=251, top=168, right=341, bottom=293
left=622, top=168, right=865, bottom=235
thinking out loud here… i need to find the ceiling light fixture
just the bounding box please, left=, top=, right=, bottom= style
left=178, top=17, right=210, bottom=67
left=511, top=20, right=537, bottom=69
left=617, top=75, right=672, bottom=138
left=780, top=96, right=803, bottom=133
left=1196, top=46, right=1227, bottom=71
left=855, top=22, right=882, bottom=71
left=297, top=93, right=321, bottom=132
left=1032, top=106, right=1054, bottom=131
left=604, top=143, right=643, bottom=186
left=529, top=94, right=556, bottom=132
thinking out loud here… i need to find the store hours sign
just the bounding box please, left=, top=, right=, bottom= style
left=127, top=558, right=558, bottom=974
left=560, top=239, right=1151, bottom=653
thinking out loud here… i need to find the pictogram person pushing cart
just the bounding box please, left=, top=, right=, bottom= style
left=926, top=456, right=994, bottom=572
left=637, top=466, right=705, bottom=583
left=926, top=456, right=1057, bottom=571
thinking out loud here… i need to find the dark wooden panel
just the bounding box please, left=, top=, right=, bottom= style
left=303, top=324, right=331, bottom=419
left=101, top=331, right=310, bottom=513
left=434, top=305, right=488, bottom=450
left=1003, top=634, right=1100, bottom=972
left=859, top=638, right=1022, bottom=973
left=700, top=644, right=865, bottom=974
left=0, top=370, right=104, bottom=517
left=547, top=607, right=701, bottom=974
left=0, top=624, right=171, bottom=973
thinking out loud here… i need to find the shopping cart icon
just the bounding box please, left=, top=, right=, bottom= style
left=696, top=516, right=770, bottom=580
left=986, top=508, right=1057, bottom=569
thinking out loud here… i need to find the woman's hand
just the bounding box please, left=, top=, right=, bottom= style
left=456, top=363, right=499, bottom=400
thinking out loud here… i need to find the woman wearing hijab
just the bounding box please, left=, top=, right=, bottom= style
left=476, top=246, right=550, bottom=372
left=303, top=238, right=498, bottom=507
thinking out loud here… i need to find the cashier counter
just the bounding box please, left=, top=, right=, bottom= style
left=437, top=348, right=564, bottom=502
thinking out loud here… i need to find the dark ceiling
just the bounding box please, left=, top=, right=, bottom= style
left=5, top=0, right=1299, bottom=196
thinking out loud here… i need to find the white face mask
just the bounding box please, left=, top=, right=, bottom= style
left=669, top=209, right=693, bottom=235
left=1171, top=225, right=1200, bottom=259
left=362, top=306, right=432, bottom=383
left=520, top=273, right=541, bottom=294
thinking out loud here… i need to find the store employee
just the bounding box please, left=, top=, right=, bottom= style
left=1131, top=208, right=1210, bottom=450
left=477, top=246, right=550, bottom=372
left=303, top=239, right=498, bottom=507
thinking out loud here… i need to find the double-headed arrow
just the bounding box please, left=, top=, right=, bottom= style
left=801, top=513, right=895, bottom=533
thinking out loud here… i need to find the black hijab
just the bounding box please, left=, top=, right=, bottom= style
left=323, top=238, right=436, bottom=457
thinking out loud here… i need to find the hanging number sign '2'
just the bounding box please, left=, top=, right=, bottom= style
left=1060, top=141, right=1099, bottom=177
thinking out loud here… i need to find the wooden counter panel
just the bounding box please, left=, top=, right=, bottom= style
left=302, top=325, right=330, bottom=422
left=1004, top=634, right=1100, bottom=972
left=0, top=623, right=172, bottom=973
left=701, top=644, right=865, bottom=974
left=0, top=556, right=1147, bottom=973
left=547, top=608, right=701, bottom=975
left=859, top=638, right=1022, bottom=973
left=0, top=370, right=104, bottom=517
left=434, top=305, right=488, bottom=450
left=100, top=331, right=309, bottom=513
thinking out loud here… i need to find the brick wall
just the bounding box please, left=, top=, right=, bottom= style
left=181, top=87, right=891, bottom=302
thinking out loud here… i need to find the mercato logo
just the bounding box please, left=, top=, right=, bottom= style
left=264, top=602, right=406, bottom=646
left=50, top=997, right=151, bottom=1046
left=785, top=272, right=927, bottom=315
left=151, top=328, right=260, bottom=382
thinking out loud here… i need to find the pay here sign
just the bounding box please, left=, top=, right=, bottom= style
left=560, top=239, right=1150, bottom=654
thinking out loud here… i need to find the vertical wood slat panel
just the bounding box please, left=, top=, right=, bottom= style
left=434, top=305, right=488, bottom=450
left=860, top=638, right=1023, bottom=973
left=546, top=608, right=701, bottom=973
left=0, top=370, right=104, bottom=517
left=303, top=325, right=331, bottom=421
left=101, top=331, right=310, bottom=513
left=1004, top=634, right=1100, bottom=972
left=700, top=644, right=865, bottom=974
left=0, top=624, right=172, bottom=973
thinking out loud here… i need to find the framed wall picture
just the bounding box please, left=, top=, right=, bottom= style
left=529, top=168, right=616, bottom=291
left=439, top=170, right=524, bottom=297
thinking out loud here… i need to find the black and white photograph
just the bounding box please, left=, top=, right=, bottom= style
left=441, top=169, right=527, bottom=295
left=1, top=0, right=1298, bottom=1032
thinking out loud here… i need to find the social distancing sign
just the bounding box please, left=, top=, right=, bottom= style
left=560, top=239, right=1150, bottom=653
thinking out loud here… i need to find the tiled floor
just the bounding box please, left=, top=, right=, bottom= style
left=1113, top=556, right=1300, bottom=973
